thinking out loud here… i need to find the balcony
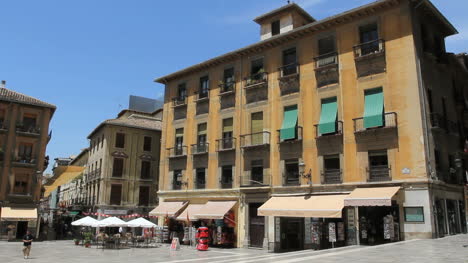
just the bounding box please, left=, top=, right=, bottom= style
left=195, top=91, right=210, bottom=102
left=315, top=52, right=338, bottom=68
left=321, top=169, right=342, bottom=184
left=216, top=137, right=236, bottom=152
left=240, top=131, right=270, bottom=149
left=16, top=123, right=40, bottom=136
left=367, top=165, right=391, bottom=182
left=191, top=142, right=209, bottom=155
left=353, top=112, right=397, bottom=134
left=12, top=156, right=37, bottom=167
left=195, top=181, right=205, bottom=190
left=172, top=96, right=187, bottom=108
left=314, top=121, right=343, bottom=139
left=172, top=182, right=182, bottom=190
left=167, top=146, right=187, bottom=158
left=353, top=39, right=386, bottom=77
left=240, top=173, right=270, bottom=187
left=284, top=172, right=300, bottom=186
left=277, top=126, right=303, bottom=143
left=218, top=80, right=236, bottom=96
left=314, top=52, right=339, bottom=87
left=244, top=72, right=268, bottom=89
left=278, top=63, right=300, bottom=96
left=220, top=181, right=233, bottom=189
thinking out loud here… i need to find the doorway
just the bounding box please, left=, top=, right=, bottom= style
left=249, top=203, right=265, bottom=248
left=358, top=205, right=399, bottom=245
left=16, top=221, right=28, bottom=239
left=280, top=217, right=304, bottom=252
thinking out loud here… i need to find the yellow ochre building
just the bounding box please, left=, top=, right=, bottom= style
left=153, top=0, right=468, bottom=252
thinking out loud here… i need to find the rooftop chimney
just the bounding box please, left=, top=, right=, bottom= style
left=1, top=80, right=5, bottom=89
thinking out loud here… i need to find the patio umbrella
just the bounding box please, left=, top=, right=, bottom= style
left=93, top=217, right=127, bottom=227
left=71, top=216, right=98, bottom=227
left=126, top=217, right=157, bottom=228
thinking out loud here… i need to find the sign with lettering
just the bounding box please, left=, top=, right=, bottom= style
left=104, top=210, right=127, bottom=215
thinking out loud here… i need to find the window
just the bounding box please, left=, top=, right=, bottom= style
left=178, top=83, right=187, bottom=99
left=363, top=88, right=384, bottom=129
left=282, top=48, right=297, bottom=76
left=318, top=35, right=336, bottom=56
left=112, top=158, right=124, bottom=178
left=251, top=112, right=263, bottom=145
left=143, top=136, right=152, bottom=152
left=285, top=159, right=299, bottom=185
left=427, top=89, right=434, bottom=113
left=196, top=168, right=206, bottom=189
left=280, top=105, right=298, bottom=141
left=368, top=150, right=390, bottom=181
left=251, top=160, right=264, bottom=185
left=271, top=20, right=280, bottom=36
left=434, top=150, right=442, bottom=172
left=138, top=186, right=150, bottom=206
left=197, top=123, right=207, bottom=152
left=222, top=118, right=233, bottom=149
left=173, top=170, right=183, bottom=190
left=323, top=155, right=341, bottom=184
left=175, top=128, right=184, bottom=155
left=359, top=23, right=379, bottom=55
left=101, top=134, right=104, bottom=148
left=110, top=184, right=122, bottom=205
left=221, top=166, right=233, bottom=188
left=13, top=174, right=29, bottom=195
left=251, top=58, right=264, bottom=75
left=223, top=68, right=235, bottom=92
left=199, top=76, right=209, bottom=98
left=404, top=207, right=424, bottom=222
left=23, top=114, right=37, bottom=130
left=141, top=161, right=151, bottom=179
left=18, top=143, right=33, bottom=161
left=115, top=133, right=125, bottom=148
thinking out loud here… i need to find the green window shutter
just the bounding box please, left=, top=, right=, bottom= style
left=280, top=105, right=298, bottom=140
left=197, top=123, right=207, bottom=135
left=251, top=112, right=263, bottom=145
left=223, top=118, right=233, bottom=133
left=363, top=88, right=384, bottom=128
left=318, top=97, right=338, bottom=135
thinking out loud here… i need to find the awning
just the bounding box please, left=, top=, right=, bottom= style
left=280, top=105, right=298, bottom=140
left=68, top=211, right=79, bottom=216
left=318, top=97, right=338, bottom=135
left=149, top=201, right=187, bottom=217
left=344, top=187, right=400, bottom=207
left=193, top=201, right=237, bottom=220
left=0, top=207, right=37, bottom=221
left=43, top=166, right=85, bottom=197
left=258, top=195, right=347, bottom=218
left=176, top=204, right=206, bottom=221
left=363, top=88, right=384, bottom=128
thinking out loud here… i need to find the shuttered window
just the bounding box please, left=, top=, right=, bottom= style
left=318, top=97, right=338, bottom=135
left=363, top=88, right=384, bottom=128
left=280, top=105, right=298, bottom=140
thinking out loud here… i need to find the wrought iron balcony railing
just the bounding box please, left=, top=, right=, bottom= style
left=314, top=121, right=343, bottom=138
left=240, top=131, right=270, bottom=148
left=244, top=72, right=268, bottom=89
left=172, top=96, right=187, bottom=107
left=16, top=123, right=40, bottom=135
left=367, top=165, right=391, bottom=182
left=321, top=169, right=342, bottom=184
left=279, top=62, right=299, bottom=78
left=353, top=112, right=397, bottom=133
left=167, top=146, right=188, bottom=158
left=191, top=142, right=209, bottom=155
left=314, top=52, right=338, bottom=68
left=218, top=80, right=236, bottom=95
left=195, top=91, right=209, bottom=101
left=216, top=137, right=236, bottom=151
left=354, top=39, right=385, bottom=59
left=277, top=126, right=303, bottom=143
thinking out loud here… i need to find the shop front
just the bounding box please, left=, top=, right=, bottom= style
left=149, top=201, right=188, bottom=243
left=344, top=187, right=401, bottom=245
left=0, top=207, right=38, bottom=240
left=258, top=194, right=348, bottom=252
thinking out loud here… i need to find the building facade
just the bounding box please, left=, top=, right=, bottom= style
left=83, top=109, right=162, bottom=217
left=0, top=81, right=56, bottom=240
left=155, top=0, right=467, bottom=252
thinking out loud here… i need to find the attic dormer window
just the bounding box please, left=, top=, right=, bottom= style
left=271, top=20, right=280, bottom=36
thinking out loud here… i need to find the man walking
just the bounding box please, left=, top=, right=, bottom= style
left=22, top=230, right=34, bottom=259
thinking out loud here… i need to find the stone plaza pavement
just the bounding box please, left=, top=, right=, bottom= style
left=0, top=234, right=467, bottom=263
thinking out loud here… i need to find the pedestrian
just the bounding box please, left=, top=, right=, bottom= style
left=22, top=230, right=34, bottom=259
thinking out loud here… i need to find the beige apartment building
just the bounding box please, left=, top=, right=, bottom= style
left=0, top=81, right=56, bottom=240
left=154, top=0, right=467, bottom=252
left=83, top=109, right=162, bottom=217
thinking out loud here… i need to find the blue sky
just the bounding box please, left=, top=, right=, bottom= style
left=0, top=0, right=466, bottom=174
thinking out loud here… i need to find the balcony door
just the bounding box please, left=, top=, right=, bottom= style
left=251, top=112, right=263, bottom=145
left=175, top=128, right=184, bottom=155
left=222, top=118, right=233, bottom=149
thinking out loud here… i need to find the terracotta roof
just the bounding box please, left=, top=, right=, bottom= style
left=253, top=3, right=315, bottom=24
left=155, top=0, right=457, bottom=84
left=87, top=115, right=162, bottom=139
left=0, top=87, right=56, bottom=110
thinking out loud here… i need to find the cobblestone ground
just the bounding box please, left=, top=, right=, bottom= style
left=0, top=234, right=467, bottom=263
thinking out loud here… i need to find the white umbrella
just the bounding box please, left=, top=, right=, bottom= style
left=93, top=216, right=127, bottom=227
left=71, top=216, right=98, bottom=227
left=126, top=217, right=157, bottom=228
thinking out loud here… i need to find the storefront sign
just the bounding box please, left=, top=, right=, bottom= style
left=328, top=222, right=336, bottom=243
left=27, top=220, right=37, bottom=228
left=103, top=210, right=127, bottom=215
left=337, top=222, right=345, bottom=241
left=404, top=207, right=424, bottom=222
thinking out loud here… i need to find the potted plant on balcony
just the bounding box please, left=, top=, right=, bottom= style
left=73, top=238, right=80, bottom=245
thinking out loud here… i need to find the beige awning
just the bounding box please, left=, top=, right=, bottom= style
left=1, top=207, right=37, bottom=221
left=149, top=201, right=187, bottom=217
left=43, top=166, right=85, bottom=197
left=194, top=201, right=237, bottom=220
left=258, top=195, right=347, bottom=218
left=176, top=204, right=206, bottom=221
left=344, top=187, right=400, bottom=207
